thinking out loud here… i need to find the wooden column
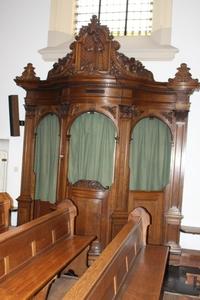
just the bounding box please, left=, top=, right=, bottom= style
left=17, top=104, right=37, bottom=225
left=111, top=105, right=132, bottom=238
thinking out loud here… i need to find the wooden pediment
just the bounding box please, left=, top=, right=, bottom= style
left=47, top=16, right=154, bottom=81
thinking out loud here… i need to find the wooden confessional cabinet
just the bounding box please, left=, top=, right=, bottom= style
left=15, top=16, right=199, bottom=253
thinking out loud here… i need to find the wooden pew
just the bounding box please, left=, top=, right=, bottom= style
left=0, top=199, right=95, bottom=300
left=62, top=207, right=169, bottom=300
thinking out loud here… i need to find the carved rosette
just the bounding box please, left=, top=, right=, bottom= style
left=168, top=63, right=200, bottom=90
left=16, top=63, right=40, bottom=81
left=72, top=180, right=109, bottom=191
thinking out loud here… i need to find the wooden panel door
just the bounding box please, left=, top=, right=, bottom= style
left=128, top=191, right=164, bottom=244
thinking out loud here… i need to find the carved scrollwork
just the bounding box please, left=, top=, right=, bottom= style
left=47, top=15, right=154, bottom=82
left=48, top=52, right=76, bottom=79
left=112, top=52, right=154, bottom=81
left=16, top=63, right=40, bottom=81
left=72, top=180, right=109, bottom=191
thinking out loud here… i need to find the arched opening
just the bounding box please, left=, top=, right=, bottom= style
left=34, top=113, right=60, bottom=204
left=129, top=117, right=172, bottom=191
left=68, top=112, right=116, bottom=187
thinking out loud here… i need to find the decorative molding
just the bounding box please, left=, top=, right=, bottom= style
left=72, top=179, right=109, bottom=191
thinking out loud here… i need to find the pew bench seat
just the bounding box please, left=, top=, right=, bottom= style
left=117, top=244, right=169, bottom=300
left=0, top=235, right=94, bottom=300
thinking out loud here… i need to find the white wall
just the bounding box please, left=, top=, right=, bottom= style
left=0, top=0, right=52, bottom=202
left=0, top=0, right=200, bottom=249
left=145, top=0, right=200, bottom=250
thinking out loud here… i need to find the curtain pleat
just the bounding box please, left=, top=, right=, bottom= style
left=34, top=114, right=60, bottom=203
left=129, top=118, right=171, bottom=191
left=68, top=113, right=116, bottom=187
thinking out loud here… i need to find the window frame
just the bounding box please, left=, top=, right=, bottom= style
left=39, top=0, right=178, bottom=62
left=74, top=0, right=154, bottom=37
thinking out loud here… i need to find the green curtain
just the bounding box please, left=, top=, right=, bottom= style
left=129, top=118, right=171, bottom=191
left=34, top=114, right=60, bottom=203
left=68, top=112, right=116, bottom=187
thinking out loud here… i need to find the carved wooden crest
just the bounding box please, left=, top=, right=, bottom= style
left=48, top=16, right=153, bottom=81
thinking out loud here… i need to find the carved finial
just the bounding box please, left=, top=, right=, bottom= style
left=89, top=15, right=99, bottom=30
left=168, top=63, right=199, bottom=90
left=16, top=63, right=40, bottom=81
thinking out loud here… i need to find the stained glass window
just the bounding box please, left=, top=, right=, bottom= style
left=75, top=0, right=153, bottom=36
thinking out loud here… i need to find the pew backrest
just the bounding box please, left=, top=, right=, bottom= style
left=0, top=199, right=76, bottom=279
left=62, top=207, right=152, bottom=300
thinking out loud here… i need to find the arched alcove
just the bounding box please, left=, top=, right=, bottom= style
left=130, top=117, right=172, bottom=191
left=34, top=113, right=60, bottom=215
left=68, top=112, right=117, bottom=187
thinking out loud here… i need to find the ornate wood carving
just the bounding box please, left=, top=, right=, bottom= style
left=15, top=16, right=199, bottom=256
left=168, top=63, right=200, bottom=90
left=72, top=180, right=109, bottom=191
left=119, top=105, right=134, bottom=119
left=16, top=63, right=40, bottom=81
left=48, top=15, right=154, bottom=81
